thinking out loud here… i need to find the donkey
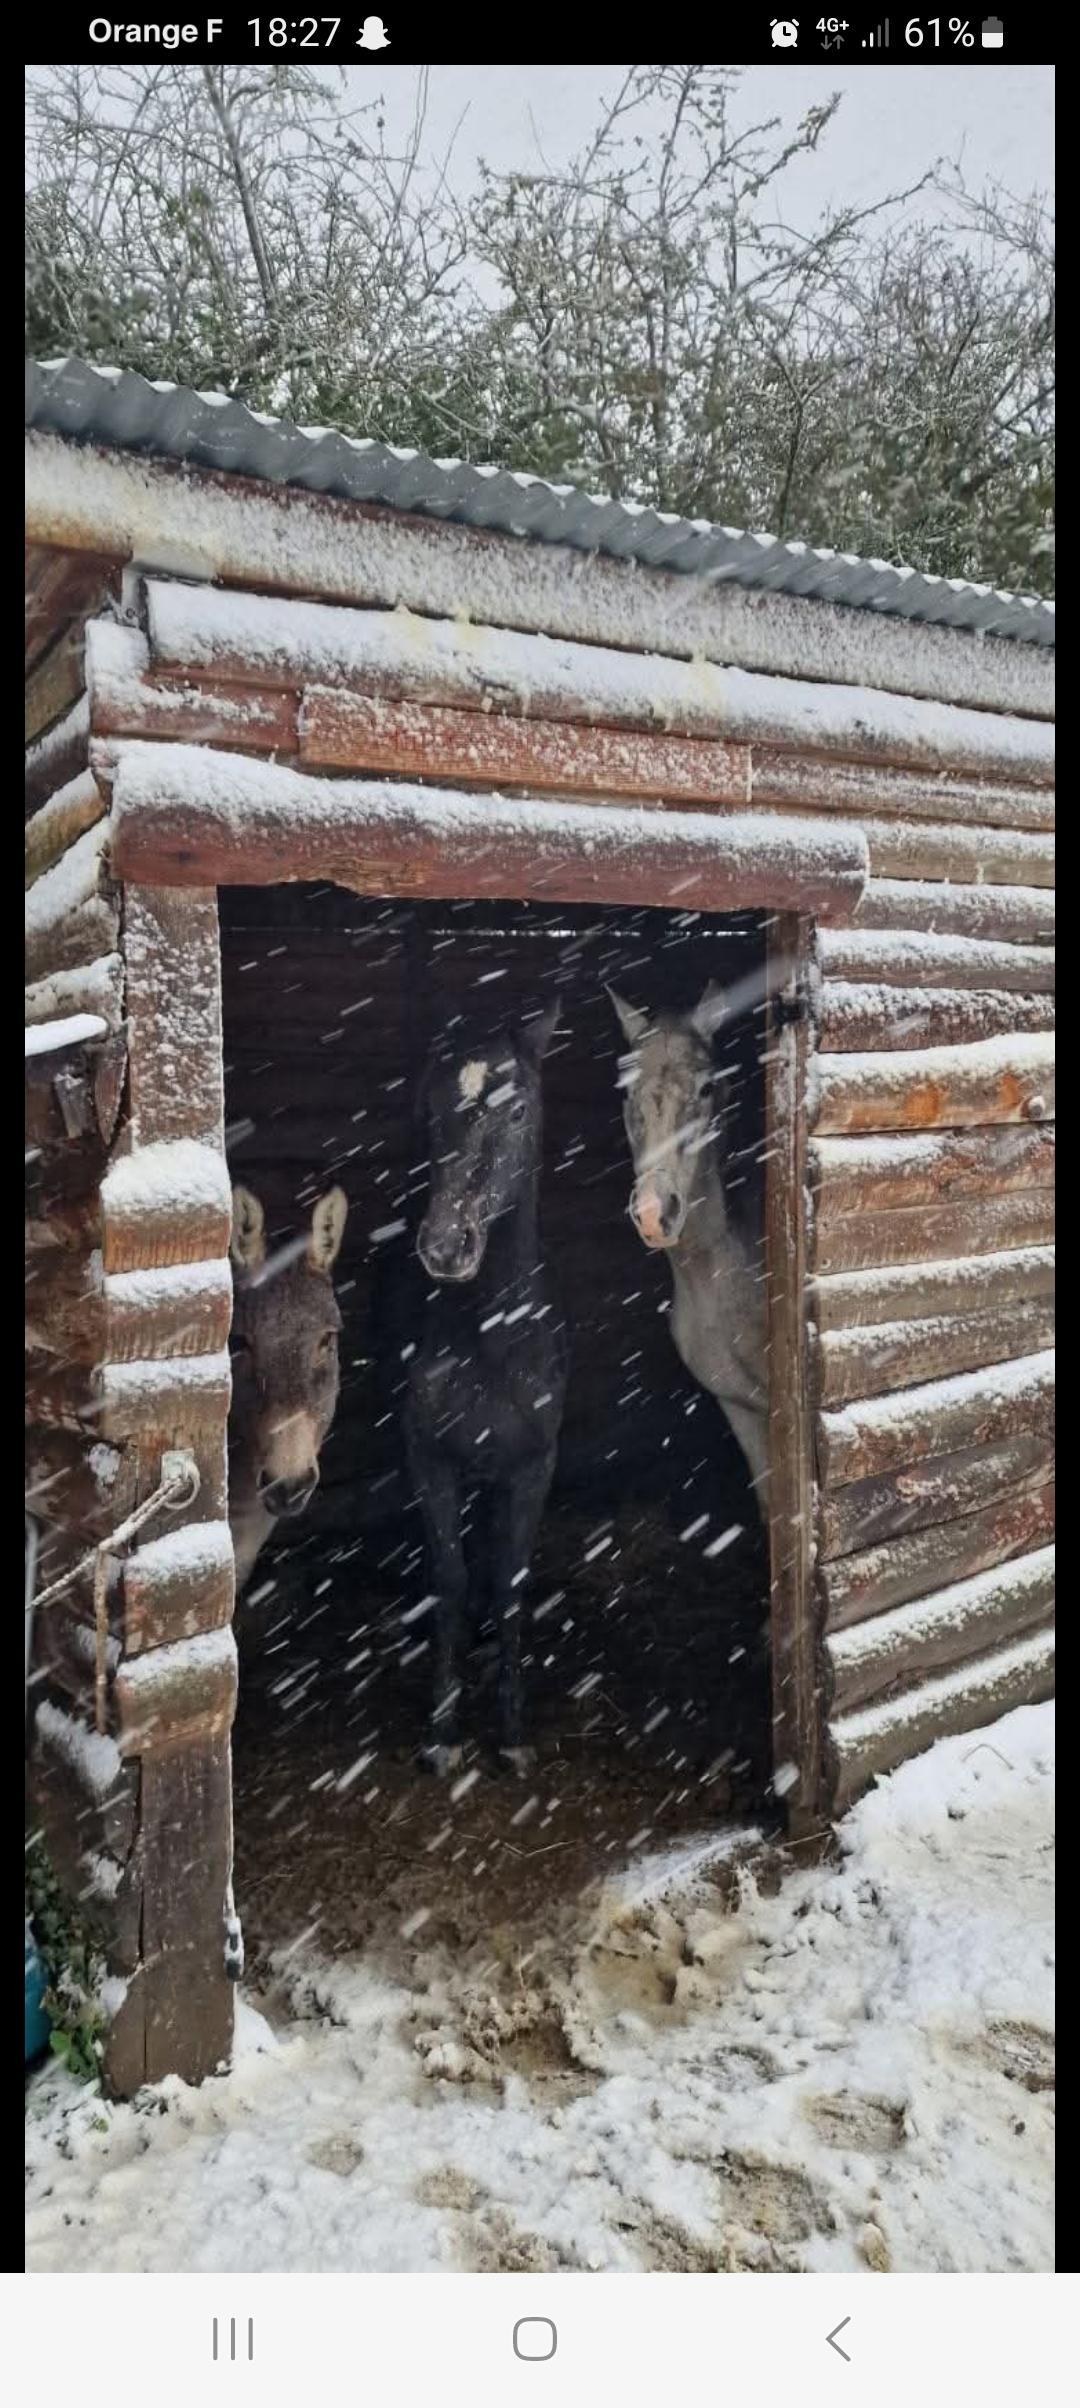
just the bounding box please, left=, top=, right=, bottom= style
left=378, top=1005, right=568, bottom=1774
left=228, top=1184, right=348, bottom=1597
left=608, top=984, right=769, bottom=1498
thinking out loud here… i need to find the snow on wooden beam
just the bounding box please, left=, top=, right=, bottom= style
left=851, top=879, right=1054, bottom=946
left=25, top=952, right=124, bottom=1035
left=25, top=692, right=90, bottom=817
left=859, top=816, right=1054, bottom=888
left=750, top=750, right=1054, bottom=835
left=25, top=623, right=85, bottom=748
left=144, top=580, right=1055, bottom=787
left=819, top=928, right=1054, bottom=994
left=810, top=1126, right=1054, bottom=1220
left=300, top=688, right=753, bottom=808
left=100, top=1139, right=232, bottom=1274
left=24, top=1013, right=107, bottom=1057
left=818, top=1429, right=1054, bottom=1561
left=25, top=769, right=107, bottom=888
left=114, top=1625, right=237, bottom=1755
left=108, top=741, right=870, bottom=921
left=828, top=1624, right=1054, bottom=1809
left=812, top=1187, right=1054, bottom=1278
left=826, top=1545, right=1054, bottom=1719
left=809, top=1244, right=1054, bottom=1333
left=123, top=887, right=225, bottom=1150
left=814, top=1294, right=1054, bottom=1406
left=24, top=819, right=117, bottom=985
left=820, top=1485, right=1054, bottom=1633
left=816, top=1347, right=1054, bottom=1490
left=26, top=434, right=1055, bottom=719
left=815, top=984, right=1054, bottom=1054
left=103, top=1259, right=233, bottom=1364
left=98, top=1347, right=232, bottom=1441
left=122, top=1521, right=234, bottom=1656
left=86, top=620, right=298, bottom=756
left=811, top=1031, right=1055, bottom=1134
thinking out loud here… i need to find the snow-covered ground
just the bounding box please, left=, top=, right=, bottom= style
left=25, top=1704, right=1053, bottom=2275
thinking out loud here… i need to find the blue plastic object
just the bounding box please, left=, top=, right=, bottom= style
left=25, top=1921, right=51, bottom=2066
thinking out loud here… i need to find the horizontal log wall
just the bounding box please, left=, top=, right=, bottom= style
left=31, top=510, right=1053, bottom=1879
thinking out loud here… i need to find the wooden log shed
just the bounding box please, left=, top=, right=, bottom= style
left=25, top=359, right=1055, bottom=2095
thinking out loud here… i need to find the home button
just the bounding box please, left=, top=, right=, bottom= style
left=513, top=2319, right=557, bottom=2361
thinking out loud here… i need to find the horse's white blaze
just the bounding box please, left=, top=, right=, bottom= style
left=458, top=1058, right=488, bottom=1102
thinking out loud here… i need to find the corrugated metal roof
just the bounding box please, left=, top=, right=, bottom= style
left=26, top=356, right=1054, bottom=648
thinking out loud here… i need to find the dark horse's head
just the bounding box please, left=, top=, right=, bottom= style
left=416, top=1002, right=561, bottom=1283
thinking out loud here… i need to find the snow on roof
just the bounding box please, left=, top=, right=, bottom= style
left=25, top=357, right=1054, bottom=648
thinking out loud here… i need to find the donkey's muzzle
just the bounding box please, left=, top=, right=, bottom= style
left=259, top=1472, right=318, bottom=1519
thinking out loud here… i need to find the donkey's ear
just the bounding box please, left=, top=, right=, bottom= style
left=230, top=1186, right=266, bottom=1272
left=606, top=986, right=651, bottom=1048
left=689, top=981, right=729, bottom=1043
left=308, top=1186, right=348, bottom=1272
left=519, top=997, right=562, bottom=1062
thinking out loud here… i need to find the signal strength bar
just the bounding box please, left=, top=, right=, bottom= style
left=862, top=17, right=891, bottom=42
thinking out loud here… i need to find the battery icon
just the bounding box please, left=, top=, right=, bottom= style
left=981, top=15, right=1004, bottom=42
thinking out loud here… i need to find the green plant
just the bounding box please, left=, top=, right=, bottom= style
left=25, top=1839, right=107, bottom=2087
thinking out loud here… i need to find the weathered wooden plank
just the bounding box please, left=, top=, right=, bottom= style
left=812, top=1189, right=1055, bottom=1275
left=860, top=815, right=1055, bottom=888
left=132, top=1730, right=235, bottom=2089
left=27, top=433, right=1054, bottom=717
left=100, top=1139, right=233, bottom=1274
left=828, top=1625, right=1054, bottom=1810
left=819, top=1430, right=1054, bottom=1560
left=25, top=625, right=85, bottom=746
left=25, top=693, right=91, bottom=817
left=811, top=1031, right=1055, bottom=1134
left=821, top=1484, right=1055, bottom=1632
left=25, top=546, right=116, bottom=673
left=751, top=751, right=1054, bottom=834
left=25, top=771, right=107, bottom=887
left=764, top=918, right=820, bottom=1832
left=817, top=1349, right=1053, bottom=1490
left=123, top=887, right=225, bottom=1149
left=122, top=1522, right=234, bottom=1656
left=109, top=744, right=870, bottom=923
left=87, top=618, right=299, bottom=754
left=25, top=820, right=117, bottom=986
left=814, top=1295, right=1054, bottom=1405
left=101, top=1258, right=232, bottom=1364
left=98, top=1347, right=232, bottom=1441
left=115, top=1626, right=236, bottom=1754
left=851, top=878, right=1054, bottom=945
left=826, top=1546, right=1054, bottom=1718
left=819, top=928, right=1054, bottom=993
left=147, top=579, right=1054, bottom=785
left=810, top=1126, right=1054, bottom=1219
left=810, top=1244, right=1054, bottom=1333
left=25, top=952, right=124, bottom=1035
left=300, top=687, right=753, bottom=806
left=816, top=984, right=1054, bottom=1054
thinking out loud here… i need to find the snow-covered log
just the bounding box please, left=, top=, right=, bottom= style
left=817, top=1349, right=1054, bottom=1489
left=811, top=1031, right=1055, bottom=1133
left=751, top=749, right=1053, bottom=834
left=812, top=1189, right=1054, bottom=1276
left=114, top=1625, right=237, bottom=1754
left=809, top=1243, right=1054, bottom=1332
left=86, top=619, right=299, bottom=756
left=25, top=769, right=105, bottom=886
left=100, top=1139, right=232, bottom=1274
left=144, top=578, right=1055, bottom=785
left=819, top=1429, right=1054, bottom=1561
left=809, top=1126, right=1054, bottom=1220
left=25, top=692, right=90, bottom=816
left=814, top=1294, right=1054, bottom=1405
left=108, top=740, right=870, bottom=921
left=815, top=983, right=1054, bottom=1054
left=24, top=951, right=124, bottom=1034
left=820, top=1484, right=1054, bottom=1632
left=826, top=1546, right=1054, bottom=1717
left=818, top=927, right=1054, bottom=993
left=851, top=877, right=1054, bottom=945
left=24, top=819, right=117, bottom=984
left=98, top=1347, right=232, bottom=1441
left=859, top=814, right=1054, bottom=887
left=122, top=1520, right=234, bottom=1656
left=828, top=1625, right=1054, bottom=1808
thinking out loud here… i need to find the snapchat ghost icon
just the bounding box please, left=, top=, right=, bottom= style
left=358, top=14, right=391, bottom=44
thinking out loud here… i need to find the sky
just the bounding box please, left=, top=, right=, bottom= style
left=346, top=62, right=1053, bottom=225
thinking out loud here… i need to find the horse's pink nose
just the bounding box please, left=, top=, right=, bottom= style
left=631, top=1184, right=667, bottom=1247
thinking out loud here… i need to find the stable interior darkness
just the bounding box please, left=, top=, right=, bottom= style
left=221, top=888, right=773, bottom=1959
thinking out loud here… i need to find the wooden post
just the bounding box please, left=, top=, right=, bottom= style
left=764, top=914, right=822, bottom=1837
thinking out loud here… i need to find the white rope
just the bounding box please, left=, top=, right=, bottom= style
left=30, top=1459, right=201, bottom=1733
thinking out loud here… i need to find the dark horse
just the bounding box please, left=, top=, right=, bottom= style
left=378, top=1004, right=568, bottom=1774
